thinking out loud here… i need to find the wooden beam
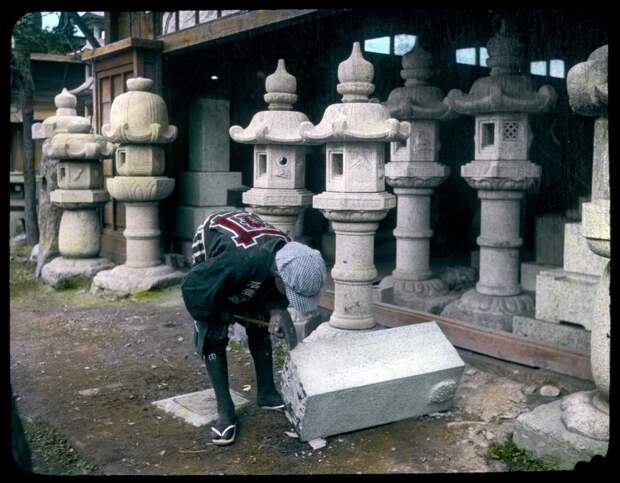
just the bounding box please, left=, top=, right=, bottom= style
left=30, top=53, right=82, bottom=64
left=318, top=290, right=592, bottom=381
left=82, top=38, right=162, bottom=62
left=159, top=9, right=320, bottom=54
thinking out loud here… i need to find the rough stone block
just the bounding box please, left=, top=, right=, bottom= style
left=513, top=399, right=608, bottom=470
left=189, top=98, right=230, bottom=172
left=41, top=257, right=114, bottom=289
left=280, top=322, right=465, bottom=441
left=535, top=269, right=598, bottom=329
left=91, top=263, right=185, bottom=295
left=178, top=171, right=244, bottom=207
left=563, top=222, right=606, bottom=276
left=535, top=214, right=565, bottom=266
left=512, top=315, right=590, bottom=353
left=152, top=389, right=249, bottom=427
left=175, top=205, right=238, bottom=240
left=520, top=262, right=557, bottom=292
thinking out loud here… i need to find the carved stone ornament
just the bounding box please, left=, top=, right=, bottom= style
left=42, top=88, right=92, bottom=138
left=102, top=77, right=178, bottom=144
left=444, top=21, right=557, bottom=116
left=301, top=42, right=410, bottom=143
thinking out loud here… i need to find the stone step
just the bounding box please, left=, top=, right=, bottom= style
left=563, top=222, right=606, bottom=276
left=535, top=269, right=599, bottom=330
left=280, top=321, right=465, bottom=442
left=512, top=315, right=590, bottom=353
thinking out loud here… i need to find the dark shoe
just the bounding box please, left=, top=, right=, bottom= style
left=211, top=419, right=238, bottom=446
left=258, top=392, right=285, bottom=411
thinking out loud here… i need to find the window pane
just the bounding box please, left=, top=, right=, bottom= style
left=479, top=47, right=489, bottom=67
left=549, top=59, right=565, bottom=78
left=364, top=36, right=390, bottom=55
left=456, top=47, right=476, bottom=65
left=530, top=61, right=547, bottom=76
left=178, top=11, right=196, bottom=30
left=162, top=12, right=177, bottom=34
left=199, top=11, right=218, bottom=23
left=394, top=34, right=416, bottom=55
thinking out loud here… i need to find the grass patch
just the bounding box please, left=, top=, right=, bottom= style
left=21, top=417, right=100, bottom=475
left=9, top=260, right=40, bottom=299
left=487, top=433, right=560, bottom=471
left=55, top=276, right=91, bottom=291
left=10, top=242, right=31, bottom=258
left=130, top=288, right=164, bottom=302
left=272, top=342, right=289, bottom=369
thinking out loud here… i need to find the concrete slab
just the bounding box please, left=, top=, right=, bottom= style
left=512, top=315, right=590, bottom=353
left=513, top=397, right=608, bottom=470
left=280, top=322, right=465, bottom=441
left=152, top=389, right=250, bottom=427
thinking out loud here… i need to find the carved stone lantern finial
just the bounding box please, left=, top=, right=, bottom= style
left=337, top=41, right=375, bottom=103
left=264, top=59, right=298, bottom=111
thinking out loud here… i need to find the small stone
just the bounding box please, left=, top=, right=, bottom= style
left=285, top=431, right=299, bottom=438
left=242, top=385, right=251, bottom=392
left=522, top=384, right=538, bottom=395
left=484, top=430, right=496, bottom=440
left=308, top=438, right=327, bottom=450
left=539, top=385, right=561, bottom=397
left=78, top=388, right=101, bottom=397
left=177, top=337, right=184, bottom=342
left=159, top=450, right=166, bottom=456
left=465, top=368, right=478, bottom=376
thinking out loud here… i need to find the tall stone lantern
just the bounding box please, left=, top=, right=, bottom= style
left=92, top=77, right=184, bottom=294
left=383, top=42, right=458, bottom=312
left=441, top=22, right=557, bottom=331
left=41, top=89, right=115, bottom=287
left=229, top=59, right=313, bottom=236
left=301, top=42, right=410, bottom=330
left=513, top=45, right=609, bottom=468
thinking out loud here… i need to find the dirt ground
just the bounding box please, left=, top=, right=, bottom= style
left=9, top=247, right=596, bottom=475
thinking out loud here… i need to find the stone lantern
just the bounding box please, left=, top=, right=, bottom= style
left=441, top=22, right=557, bottom=331
left=301, top=42, right=410, bottom=330
left=513, top=45, right=608, bottom=469
left=382, top=42, right=458, bottom=312
left=229, top=59, right=313, bottom=236
left=92, top=77, right=184, bottom=294
left=41, top=88, right=115, bottom=287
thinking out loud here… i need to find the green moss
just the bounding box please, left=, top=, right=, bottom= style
left=55, top=277, right=91, bottom=291
left=272, top=342, right=289, bottom=369
left=11, top=242, right=31, bottom=258
left=487, top=433, right=560, bottom=471
left=21, top=417, right=100, bottom=475
left=228, top=339, right=243, bottom=352
left=130, top=288, right=163, bottom=302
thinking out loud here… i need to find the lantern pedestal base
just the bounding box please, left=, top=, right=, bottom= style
left=441, top=288, right=534, bottom=332
left=512, top=391, right=608, bottom=470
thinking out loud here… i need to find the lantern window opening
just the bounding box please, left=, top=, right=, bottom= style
left=277, top=156, right=288, bottom=166
left=331, top=152, right=344, bottom=178
left=502, top=121, right=520, bottom=141
left=257, top=153, right=268, bottom=178
left=118, top=149, right=126, bottom=168
left=481, top=122, right=495, bottom=148
left=59, top=166, right=66, bottom=181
